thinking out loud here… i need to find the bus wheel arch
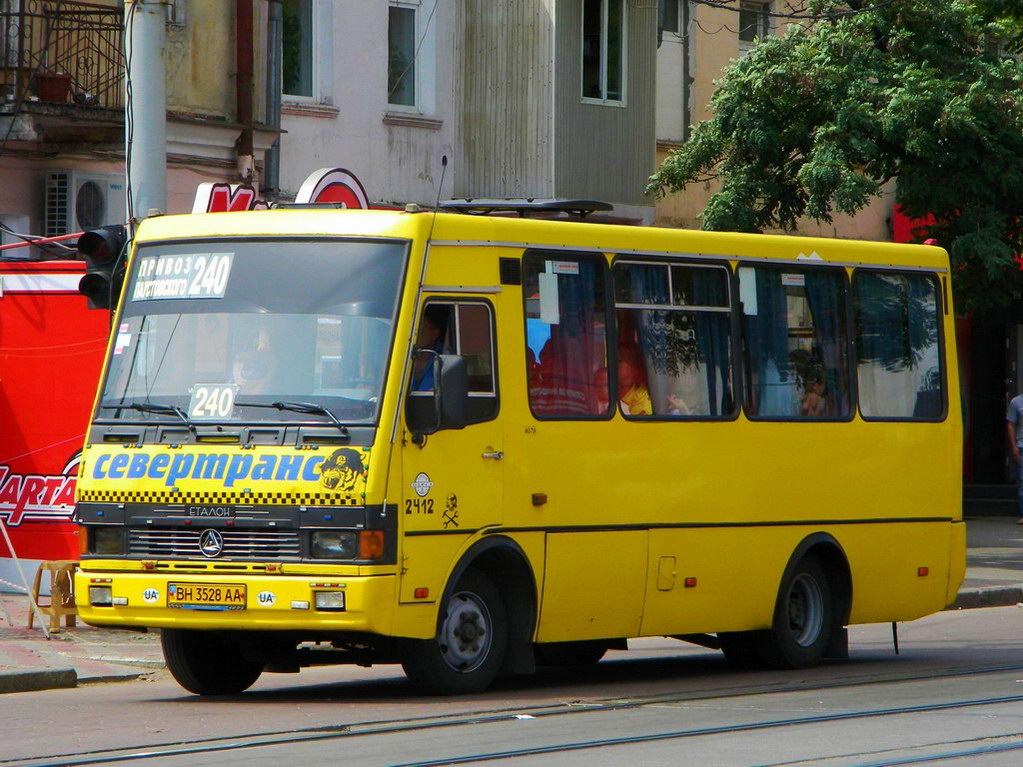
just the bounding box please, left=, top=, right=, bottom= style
left=449, top=536, right=538, bottom=676
left=761, top=534, right=852, bottom=669
left=399, top=536, right=537, bottom=693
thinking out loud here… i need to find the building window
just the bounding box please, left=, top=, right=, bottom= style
left=388, top=3, right=417, bottom=107
left=738, top=1, right=770, bottom=52
left=658, top=0, right=679, bottom=35
left=582, top=0, right=625, bottom=104
left=282, top=0, right=314, bottom=98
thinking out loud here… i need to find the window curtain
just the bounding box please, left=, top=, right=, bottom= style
left=533, top=261, right=607, bottom=415
left=693, top=271, right=732, bottom=415
left=624, top=266, right=669, bottom=411
left=747, top=269, right=795, bottom=416
left=803, top=270, right=848, bottom=416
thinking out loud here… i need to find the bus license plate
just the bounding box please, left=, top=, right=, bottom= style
left=167, top=582, right=246, bottom=610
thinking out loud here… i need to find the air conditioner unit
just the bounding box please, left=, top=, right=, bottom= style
left=44, top=171, right=127, bottom=238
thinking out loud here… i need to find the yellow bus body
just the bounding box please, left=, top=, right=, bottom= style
left=74, top=207, right=964, bottom=689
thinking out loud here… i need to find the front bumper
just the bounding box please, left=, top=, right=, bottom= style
left=74, top=568, right=398, bottom=634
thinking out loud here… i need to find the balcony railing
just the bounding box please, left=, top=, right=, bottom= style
left=1, top=0, right=124, bottom=111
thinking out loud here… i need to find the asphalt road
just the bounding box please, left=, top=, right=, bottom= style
left=4, top=605, right=1023, bottom=766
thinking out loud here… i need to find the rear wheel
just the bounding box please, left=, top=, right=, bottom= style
left=757, top=556, right=833, bottom=669
left=161, top=629, right=263, bottom=695
left=400, top=569, right=507, bottom=694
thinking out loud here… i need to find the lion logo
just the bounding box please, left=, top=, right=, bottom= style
left=318, top=448, right=366, bottom=492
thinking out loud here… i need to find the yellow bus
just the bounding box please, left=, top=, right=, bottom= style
left=74, top=201, right=964, bottom=695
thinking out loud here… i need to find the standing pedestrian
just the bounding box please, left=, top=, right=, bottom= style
left=1006, top=392, right=1023, bottom=524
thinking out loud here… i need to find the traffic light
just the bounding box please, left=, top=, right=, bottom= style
left=77, top=225, right=127, bottom=310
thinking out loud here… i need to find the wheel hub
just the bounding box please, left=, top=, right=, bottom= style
left=439, top=591, right=492, bottom=672
left=787, top=573, right=824, bottom=647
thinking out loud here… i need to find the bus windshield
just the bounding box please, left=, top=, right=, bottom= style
left=98, top=238, right=408, bottom=425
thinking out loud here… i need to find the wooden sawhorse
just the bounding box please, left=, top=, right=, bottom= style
left=28, top=560, right=78, bottom=632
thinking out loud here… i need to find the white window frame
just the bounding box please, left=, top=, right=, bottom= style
left=387, top=0, right=437, bottom=114
left=282, top=0, right=333, bottom=106
left=738, top=0, right=771, bottom=54
left=581, top=0, right=628, bottom=107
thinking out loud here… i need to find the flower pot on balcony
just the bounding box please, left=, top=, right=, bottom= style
left=36, top=73, right=71, bottom=104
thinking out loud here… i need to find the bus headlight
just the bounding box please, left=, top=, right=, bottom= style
left=90, top=527, right=123, bottom=555
left=311, top=531, right=358, bottom=559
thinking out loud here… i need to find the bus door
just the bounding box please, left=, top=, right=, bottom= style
left=399, top=298, right=502, bottom=602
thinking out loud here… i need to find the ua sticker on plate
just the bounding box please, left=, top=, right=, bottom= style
left=143, top=588, right=160, bottom=603
left=257, top=591, right=276, bottom=607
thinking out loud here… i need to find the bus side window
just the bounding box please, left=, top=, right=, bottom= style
left=409, top=300, right=498, bottom=425
left=411, top=304, right=454, bottom=392
left=739, top=265, right=851, bottom=420
left=853, top=271, right=944, bottom=420
left=613, top=261, right=735, bottom=418
left=523, top=254, right=610, bottom=418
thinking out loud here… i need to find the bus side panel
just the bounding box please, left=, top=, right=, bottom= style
left=537, top=531, right=647, bottom=642
left=946, top=521, right=966, bottom=606
left=640, top=528, right=784, bottom=636
left=398, top=535, right=471, bottom=607
left=841, top=522, right=953, bottom=624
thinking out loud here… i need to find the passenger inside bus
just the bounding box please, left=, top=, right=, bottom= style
left=617, top=312, right=652, bottom=416
left=412, top=305, right=451, bottom=391
left=232, top=327, right=278, bottom=394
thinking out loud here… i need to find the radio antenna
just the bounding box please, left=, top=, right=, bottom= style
left=434, top=155, right=448, bottom=211
left=425, top=154, right=448, bottom=243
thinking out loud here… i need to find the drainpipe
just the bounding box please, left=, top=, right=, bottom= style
left=124, top=0, right=167, bottom=226
left=682, top=0, right=692, bottom=142
left=262, top=0, right=283, bottom=199
left=236, top=0, right=254, bottom=183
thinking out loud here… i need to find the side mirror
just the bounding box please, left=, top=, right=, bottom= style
left=437, top=354, right=468, bottom=430
left=406, top=353, right=469, bottom=437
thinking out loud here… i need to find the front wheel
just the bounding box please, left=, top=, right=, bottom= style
left=757, top=556, right=833, bottom=669
left=400, top=569, right=507, bottom=694
left=161, top=629, right=263, bottom=695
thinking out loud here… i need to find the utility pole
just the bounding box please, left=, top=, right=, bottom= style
left=124, top=0, right=168, bottom=229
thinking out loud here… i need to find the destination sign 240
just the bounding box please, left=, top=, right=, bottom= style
left=131, top=253, right=234, bottom=301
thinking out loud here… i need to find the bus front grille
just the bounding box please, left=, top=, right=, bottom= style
left=128, top=529, right=301, bottom=559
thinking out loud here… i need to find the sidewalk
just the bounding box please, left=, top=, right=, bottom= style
left=1, top=515, right=1021, bottom=694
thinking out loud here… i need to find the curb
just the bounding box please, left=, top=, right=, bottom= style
left=0, top=668, right=76, bottom=694
left=949, top=586, right=1023, bottom=610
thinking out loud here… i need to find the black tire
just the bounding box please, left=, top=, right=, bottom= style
left=161, top=629, right=263, bottom=695
left=535, top=640, right=608, bottom=667
left=400, top=569, right=507, bottom=694
left=756, top=556, right=834, bottom=669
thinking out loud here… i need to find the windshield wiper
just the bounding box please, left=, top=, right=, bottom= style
left=101, top=402, right=195, bottom=432
left=234, top=400, right=349, bottom=436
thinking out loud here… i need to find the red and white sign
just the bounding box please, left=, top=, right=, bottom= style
left=294, top=168, right=369, bottom=208
left=192, top=169, right=371, bottom=213
left=192, top=182, right=270, bottom=214
left=0, top=455, right=79, bottom=528
left=0, top=261, right=108, bottom=560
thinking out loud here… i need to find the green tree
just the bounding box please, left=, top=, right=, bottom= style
left=648, top=0, right=1023, bottom=313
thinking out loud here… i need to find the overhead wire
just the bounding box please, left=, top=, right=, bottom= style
left=0, top=223, right=76, bottom=260
left=687, top=0, right=893, bottom=21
